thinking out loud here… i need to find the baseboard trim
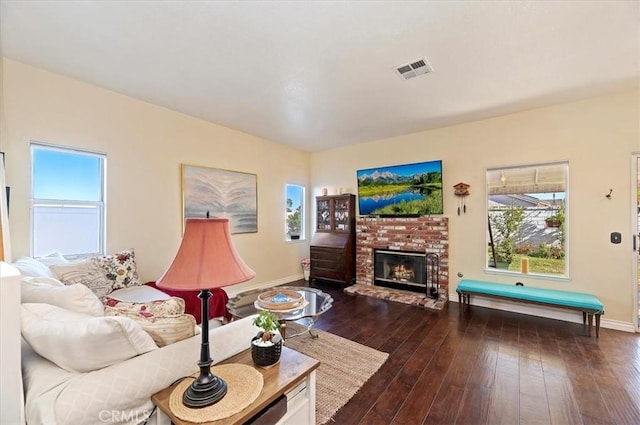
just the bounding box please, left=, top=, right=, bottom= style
left=447, top=294, right=636, bottom=333
left=600, top=318, right=636, bottom=333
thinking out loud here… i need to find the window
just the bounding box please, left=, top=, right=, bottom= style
left=31, top=143, right=106, bottom=258
left=486, top=162, right=568, bottom=277
left=285, top=184, right=305, bottom=241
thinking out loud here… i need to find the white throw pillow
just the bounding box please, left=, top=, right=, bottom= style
left=35, top=252, right=70, bottom=267
left=21, top=303, right=158, bottom=373
left=12, top=257, right=56, bottom=278
left=50, top=261, right=113, bottom=298
left=19, top=276, right=64, bottom=287
left=21, top=277, right=105, bottom=316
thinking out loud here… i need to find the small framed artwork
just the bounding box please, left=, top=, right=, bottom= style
left=182, top=164, right=257, bottom=234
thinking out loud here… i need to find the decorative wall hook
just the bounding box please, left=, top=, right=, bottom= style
left=606, top=189, right=613, bottom=200
left=453, top=182, right=470, bottom=215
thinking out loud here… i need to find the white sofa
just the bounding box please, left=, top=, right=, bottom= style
left=22, top=313, right=259, bottom=425
left=12, top=253, right=261, bottom=425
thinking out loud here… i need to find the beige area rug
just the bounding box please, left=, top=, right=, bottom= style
left=285, top=323, right=389, bottom=425
left=344, top=283, right=446, bottom=310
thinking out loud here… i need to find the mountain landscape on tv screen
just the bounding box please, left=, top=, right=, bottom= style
left=357, top=161, right=443, bottom=216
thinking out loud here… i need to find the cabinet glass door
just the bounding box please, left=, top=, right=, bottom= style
left=334, top=197, right=350, bottom=231
left=317, top=199, right=331, bottom=231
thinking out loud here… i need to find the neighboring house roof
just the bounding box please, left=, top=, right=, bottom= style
left=489, top=194, right=554, bottom=208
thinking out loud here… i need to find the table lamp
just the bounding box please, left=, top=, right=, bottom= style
left=156, top=218, right=255, bottom=408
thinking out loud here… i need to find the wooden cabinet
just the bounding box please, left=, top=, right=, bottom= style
left=311, top=195, right=355, bottom=285
left=315, top=194, right=355, bottom=233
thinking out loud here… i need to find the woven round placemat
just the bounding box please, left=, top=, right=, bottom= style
left=169, top=364, right=263, bottom=423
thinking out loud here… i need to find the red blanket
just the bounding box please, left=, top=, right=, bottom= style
left=145, top=282, right=231, bottom=323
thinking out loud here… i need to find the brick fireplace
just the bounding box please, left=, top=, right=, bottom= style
left=355, top=216, right=449, bottom=302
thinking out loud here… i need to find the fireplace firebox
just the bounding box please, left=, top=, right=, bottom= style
left=373, top=249, right=440, bottom=298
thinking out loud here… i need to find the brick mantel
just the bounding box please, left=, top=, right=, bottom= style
left=355, top=216, right=449, bottom=301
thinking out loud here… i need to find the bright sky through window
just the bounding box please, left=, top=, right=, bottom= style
left=286, top=184, right=302, bottom=210
left=33, top=149, right=101, bottom=201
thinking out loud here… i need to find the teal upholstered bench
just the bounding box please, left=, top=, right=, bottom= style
left=456, top=279, right=605, bottom=337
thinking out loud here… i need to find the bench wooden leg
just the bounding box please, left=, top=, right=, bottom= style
left=582, top=311, right=587, bottom=324
left=588, top=313, right=593, bottom=336
left=458, top=292, right=470, bottom=313
left=595, top=314, right=601, bottom=338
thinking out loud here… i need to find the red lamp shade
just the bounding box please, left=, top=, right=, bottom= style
left=156, top=218, right=255, bottom=291
left=156, top=218, right=255, bottom=407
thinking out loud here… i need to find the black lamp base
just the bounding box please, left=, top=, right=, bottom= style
left=182, top=288, right=227, bottom=408
left=183, top=374, right=228, bottom=408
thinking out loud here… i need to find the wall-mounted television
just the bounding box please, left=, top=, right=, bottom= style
left=356, top=160, right=443, bottom=216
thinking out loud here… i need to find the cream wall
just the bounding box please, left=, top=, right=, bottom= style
left=311, top=90, right=640, bottom=326
left=1, top=59, right=311, bottom=290
left=3, top=57, right=638, bottom=326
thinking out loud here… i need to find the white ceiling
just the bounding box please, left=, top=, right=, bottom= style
left=1, top=1, right=638, bottom=152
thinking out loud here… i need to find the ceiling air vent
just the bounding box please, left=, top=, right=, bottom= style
left=394, top=57, right=433, bottom=80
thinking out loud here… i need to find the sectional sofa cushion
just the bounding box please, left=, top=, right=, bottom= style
left=21, top=303, right=157, bottom=373
left=21, top=277, right=105, bottom=316
left=108, top=284, right=171, bottom=303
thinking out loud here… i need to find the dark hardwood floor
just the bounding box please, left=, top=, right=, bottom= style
left=298, top=280, right=640, bottom=425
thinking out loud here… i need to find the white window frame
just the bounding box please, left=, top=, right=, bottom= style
left=486, top=161, right=569, bottom=280
left=285, top=184, right=306, bottom=242
left=30, top=142, right=106, bottom=259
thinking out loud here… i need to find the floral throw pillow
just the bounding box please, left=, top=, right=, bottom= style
left=92, top=249, right=141, bottom=290
left=102, top=296, right=186, bottom=317
left=104, top=307, right=198, bottom=347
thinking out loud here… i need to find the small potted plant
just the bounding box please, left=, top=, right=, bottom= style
left=251, top=310, right=283, bottom=367
left=545, top=206, right=565, bottom=228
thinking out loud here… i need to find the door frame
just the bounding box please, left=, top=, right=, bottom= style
left=631, top=153, right=639, bottom=332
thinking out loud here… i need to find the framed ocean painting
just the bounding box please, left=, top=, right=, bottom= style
left=182, top=164, right=257, bottom=234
